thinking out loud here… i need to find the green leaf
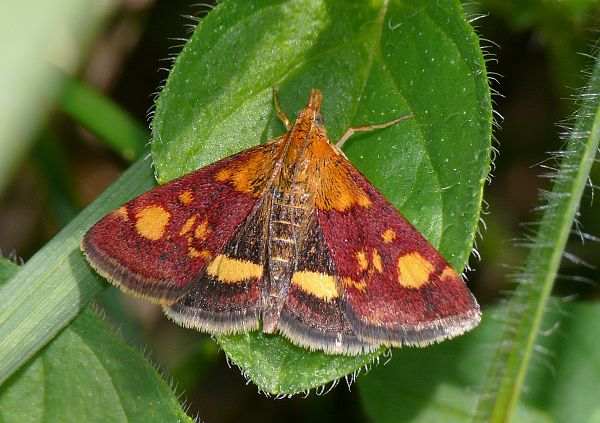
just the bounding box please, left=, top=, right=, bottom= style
left=526, top=302, right=600, bottom=422
left=218, top=332, right=382, bottom=394
left=358, top=307, right=545, bottom=422
left=473, top=39, right=600, bottom=422
left=0, top=258, right=193, bottom=423
left=151, top=0, right=491, bottom=393
left=0, top=310, right=194, bottom=423
left=359, top=302, right=600, bottom=423
left=0, top=159, right=155, bottom=385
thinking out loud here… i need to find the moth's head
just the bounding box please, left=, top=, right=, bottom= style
left=307, top=88, right=322, bottom=111
left=294, top=88, right=325, bottom=128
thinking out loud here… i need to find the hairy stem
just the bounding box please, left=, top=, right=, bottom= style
left=474, top=51, right=600, bottom=422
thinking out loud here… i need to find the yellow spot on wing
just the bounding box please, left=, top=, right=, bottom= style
left=215, top=168, right=231, bottom=182
left=194, top=220, right=211, bottom=240
left=357, top=195, right=371, bottom=208
left=188, top=247, right=211, bottom=260
left=319, top=188, right=371, bottom=212
left=372, top=249, right=383, bottom=273
left=206, top=254, right=263, bottom=283
left=114, top=206, right=129, bottom=221
left=382, top=228, right=396, bottom=243
left=397, top=252, right=434, bottom=289
left=356, top=251, right=368, bottom=271
left=342, top=277, right=367, bottom=292
left=213, top=142, right=280, bottom=197
left=179, top=215, right=197, bottom=236
left=441, top=266, right=459, bottom=282
left=178, top=190, right=194, bottom=205
left=292, top=271, right=338, bottom=300
left=135, top=205, right=170, bottom=241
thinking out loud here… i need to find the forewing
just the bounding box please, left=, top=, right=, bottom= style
left=81, top=138, right=283, bottom=304
left=316, top=151, right=480, bottom=351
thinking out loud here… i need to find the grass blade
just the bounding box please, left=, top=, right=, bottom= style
left=0, top=159, right=155, bottom=384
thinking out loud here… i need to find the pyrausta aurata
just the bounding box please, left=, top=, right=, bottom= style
left=82, top=88, right=481, bottom=355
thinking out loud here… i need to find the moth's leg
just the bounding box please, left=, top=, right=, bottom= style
left=273, top=84, right=291, bottom=130
left=336, top=114, right=412, bottom=149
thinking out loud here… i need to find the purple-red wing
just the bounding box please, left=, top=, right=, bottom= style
left=81, top=141, right=281, bottom=304
left=316, top=159, right=479, bottom=342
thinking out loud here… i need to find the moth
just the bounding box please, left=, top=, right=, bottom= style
left=82, top=88, right=480, bottom=355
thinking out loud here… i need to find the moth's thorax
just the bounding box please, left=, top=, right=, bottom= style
left=272, top=89, right=332, bottom=211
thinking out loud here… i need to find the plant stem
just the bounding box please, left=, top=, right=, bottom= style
left=474, top=51, right=600, bottom=422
